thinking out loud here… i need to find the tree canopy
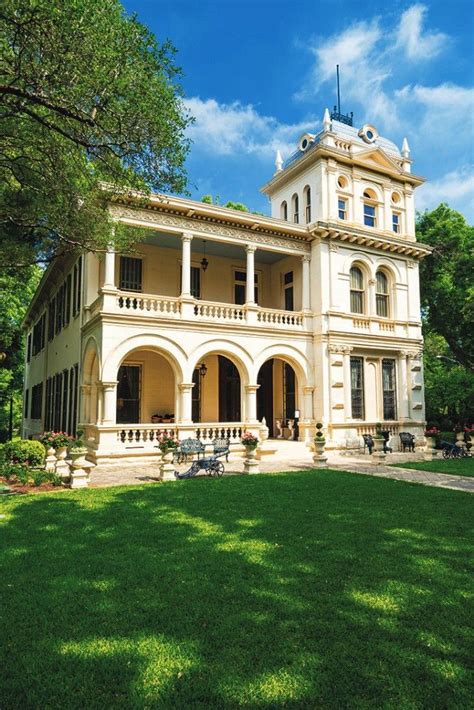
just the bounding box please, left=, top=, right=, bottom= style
left=1, top=0, right=192, bottom=270
left=417, top=204, right=474, bottom=371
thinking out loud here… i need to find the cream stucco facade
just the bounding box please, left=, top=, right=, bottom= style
left=22, top=111, right=431, bottom=462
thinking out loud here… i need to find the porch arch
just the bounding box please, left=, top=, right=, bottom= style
left=81, top=336, right=101, bottom=424
left=101, top=333, right=186, bottom=384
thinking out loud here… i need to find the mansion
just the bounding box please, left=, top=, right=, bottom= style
left=22, top=108, right=431, bottom=462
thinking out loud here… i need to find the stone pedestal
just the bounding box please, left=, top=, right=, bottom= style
left=243, top=446, right=259, bottom=474
left=44, top=446, right=57, bottom=473
left=70, top=454, right=95, bottom=489
left=55, top=446, right=70, bottom=481
left=424, top=436, right=439, bottom=460
left=372, top=437, right=386, bottom=463
left=312, top=440, right=328, bottom=468
left=161, top=450, right=176, bottom=481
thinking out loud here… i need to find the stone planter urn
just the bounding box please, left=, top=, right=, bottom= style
left=44, top=446, right=57, bottom=473
left=372, top=437, right=386, bottom=462
left=160, top=449, right=175, bottom=481
left=455, top=431, right=465, bottom=449
left=312, top=438, right=328, bottom=468
left=243, top=445, right=259, bottom=474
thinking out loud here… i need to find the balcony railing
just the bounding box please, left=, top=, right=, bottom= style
left=105, top=291, right=308, bottom=330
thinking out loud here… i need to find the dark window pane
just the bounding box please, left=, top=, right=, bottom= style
left=350, top=357, right=365, bottom=419
left=119, top=257, right=142, bottom=292
left=285, top=286, right=294, bottom=311
left=382, top=359, right=397, bottom=420
left=191, top=266, right=201, bottom=299
left=117, top=365, right=140, bottom=423
left=284, top=271, right=293, bottom=285
left=234, top=284, right=245, bottom=305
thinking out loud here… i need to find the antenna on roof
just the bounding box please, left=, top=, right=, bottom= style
left=330, top=65, right=353, bottom=127
left=337, top=64, right=341, bottom=114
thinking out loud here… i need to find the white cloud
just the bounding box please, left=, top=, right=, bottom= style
left=185, top=97, right=316, bottom=160
left=416, top=167, right=474, bottom=218
left=396, top=4, right=448, bottom=60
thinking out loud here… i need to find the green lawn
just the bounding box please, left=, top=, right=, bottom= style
left=392, top=458, right=474, bottom=477
left=1, top=470, right=473, bottom=708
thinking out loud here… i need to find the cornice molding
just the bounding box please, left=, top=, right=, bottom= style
left=313, top=221, right=433, bottom=259
left=111, top=203, right=311, bottom=254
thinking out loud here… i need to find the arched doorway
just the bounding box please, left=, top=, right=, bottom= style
left=116, top=349, right=176, bottom=424
left=257, top=358, right=298, bottom=438
left=191, top=354, right=242, bottom=423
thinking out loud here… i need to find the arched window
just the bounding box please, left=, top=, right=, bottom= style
left=376, top=270, right=389, bottom=317
left=281, top=201, right=288, bottom=220
left=350, top=266, right=364, bottom=314
left=292, top=193, right=299, bottom=224
left=304, top=186, right=311, bottom=223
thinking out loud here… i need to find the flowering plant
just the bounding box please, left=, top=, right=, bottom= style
left=40, top=431, right=72, bottom=449
left=425, top=426, right=440, bottom=436
left=241, top=432, right=259, bottom=448
left=464, top=425, right=474, bottom=433
left=157, top=432, right=180, bottom=453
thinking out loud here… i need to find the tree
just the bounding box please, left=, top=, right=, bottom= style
left=0, top=267, right=41, bottom=439
left=422, top=331, right=474, bottom=429
left=201, top=195, right=265, bottom=216
left=417, top=204, right=474, bottom=371
left=1, top=0, right=192, bottom=270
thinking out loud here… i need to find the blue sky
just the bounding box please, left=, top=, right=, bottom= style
left=123, top=0, right=474, bottom=222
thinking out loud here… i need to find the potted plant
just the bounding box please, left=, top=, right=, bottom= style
left=424, top=426, right=440, bottom=450
left=40, top=431, right=72, bottom=451
left=157, top=432, right=180, bottom=480
left=241, top=432, right=259, bottom=450
left=372, top=423, right=385, bottom=454
left=241, top=432, right=259, bottom=474
left=69, top=430, right=88, bottom=462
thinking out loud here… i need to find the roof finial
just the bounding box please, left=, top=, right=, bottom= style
left=275, top=149, right=283, bottom=172
left=401, top=137, right=410, bottom=158
left=323, top=108, right=331, bottom=131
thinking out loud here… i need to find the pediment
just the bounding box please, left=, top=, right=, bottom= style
left=353, top=146, right=403, bottom=174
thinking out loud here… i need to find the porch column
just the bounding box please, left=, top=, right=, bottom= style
left=397, top=351, right=409, bottom=420
left=101, top=381, right=118, bottom=423
left=301, top=256, right=311, bottom=311
left=245, top=245, right=256, bottom=305
left=103, top=245, right=116, bottom=289
left=80, top=384, right=91, bottom=423
left=178, top=383, right=194, bottom=424
left=302, top=386, right=314, bottom=421
left=245, top=384, right=260, bottom=423
left=180, top=232, right=193, bottom=297
left=342, top=346, right=353, bottom=420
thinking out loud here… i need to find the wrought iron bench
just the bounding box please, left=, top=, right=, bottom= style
left=399, top=432, right=416, bottom=452
left=212, top=437, right=230, bottom=462
left=362, top=434, right=374, bottom=454
left=173, top=438, right=206, bottom=464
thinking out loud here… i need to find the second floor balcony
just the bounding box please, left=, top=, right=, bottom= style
left=86, top=230, right=312, bottom=333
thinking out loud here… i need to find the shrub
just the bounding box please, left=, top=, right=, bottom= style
left=3, top=439, right=45, bottom=466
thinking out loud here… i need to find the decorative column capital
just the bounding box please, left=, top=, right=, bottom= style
left=80, top=384, right=91, bottom=394
left=301, top=255, right=311, bottom=264
left=181, top=231, right=193, bottom=243
left=100, top=381, right=118, bottom=391
left=245, top=244, right=256, bottom=254
left=178, top=382, right=195, bottom=392
left=303, top=386, right=315, bottom=394
left=245, top=384, right=260, bottom=393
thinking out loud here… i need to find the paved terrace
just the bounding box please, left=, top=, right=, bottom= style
left=89, top=442, right=474, bottom=494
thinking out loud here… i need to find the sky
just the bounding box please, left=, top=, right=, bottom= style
left=122, top=0, right=474, bottom=222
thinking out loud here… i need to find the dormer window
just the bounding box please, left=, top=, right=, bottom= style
left=304, top=186, right=311, bottom=223
left=363, top=189, right=377, bottom=228
left=292, top=193, right=299, bottom=224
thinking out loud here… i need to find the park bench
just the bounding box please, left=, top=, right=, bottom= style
left=173, top=437, right=205, bottom=464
